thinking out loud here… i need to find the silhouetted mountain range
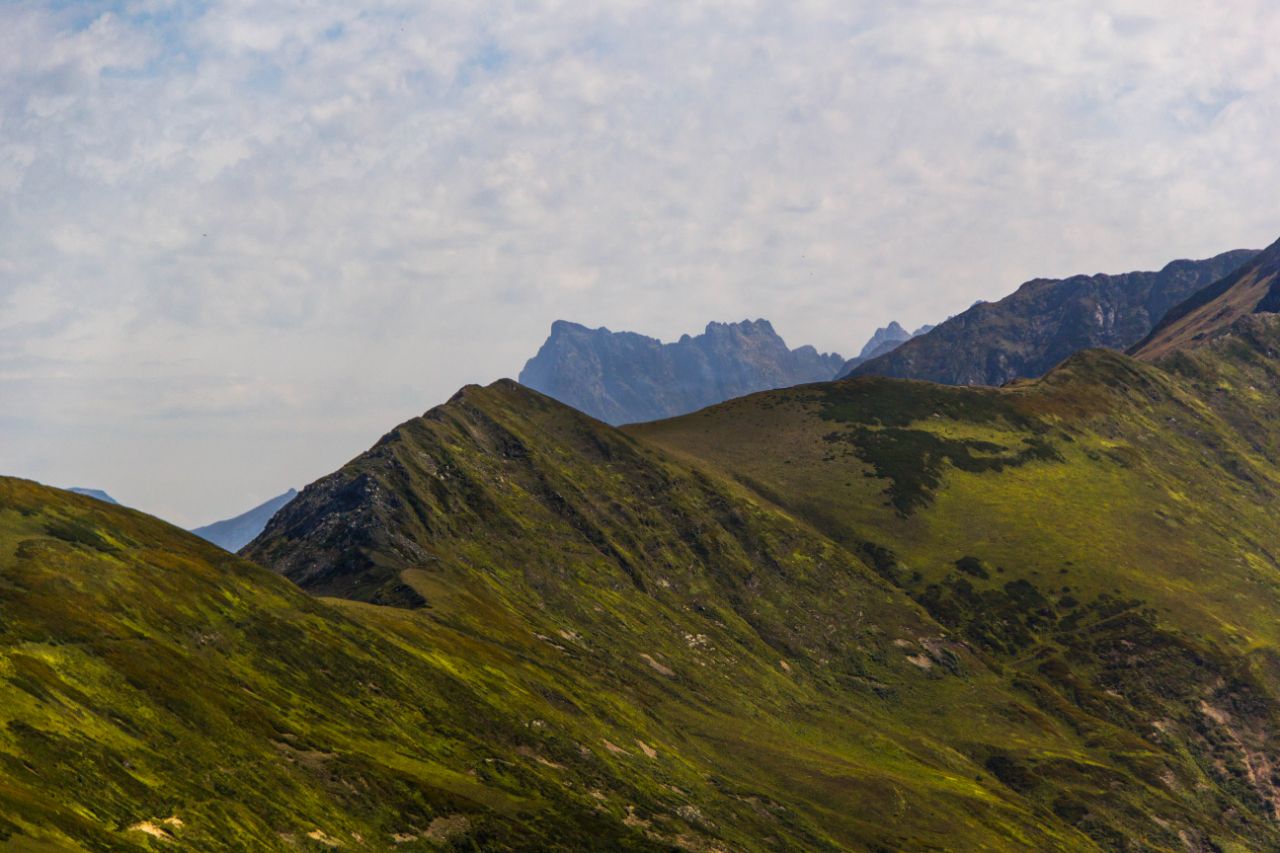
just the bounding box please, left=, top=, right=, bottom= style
left=518, top=319, right=843, bottom=424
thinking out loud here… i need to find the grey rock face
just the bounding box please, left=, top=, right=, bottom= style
left=519, top=319, right=844, bottom=424
left=843, top=250, right=1258, bottom=385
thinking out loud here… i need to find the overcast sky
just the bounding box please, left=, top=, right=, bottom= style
left=3, top=0, right=1279, bottom=525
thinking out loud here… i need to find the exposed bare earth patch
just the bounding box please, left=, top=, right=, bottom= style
left=424, top=814, right=470, bottom=843
left=640, top=653, right=675, bottom=676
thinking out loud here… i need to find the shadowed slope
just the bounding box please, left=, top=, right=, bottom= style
left=2, top=478, right=704, bottom=850
left=845, top=249, right=1256, bottom=385
left=1133, top=236, right=1280, bottom=360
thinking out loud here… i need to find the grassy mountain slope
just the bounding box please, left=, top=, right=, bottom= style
left=6, top=458, right=1114, bottom=850
left=246, top=380, right=1106, bottom=850
left=3, top=478, right=715, bottom=850
left=250, top=372, right=1280, bottom=849
left=12, top=310, right=1280, bottom=849
left=635, top=318, right=1280, bottom=849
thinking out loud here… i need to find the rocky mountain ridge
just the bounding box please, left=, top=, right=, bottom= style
left=247, top=293, right=1280, bottom=847
left=844, top=248, right=1257, bottom=385
left=1133, top=236, right=1280, bottom=360
left=517, top=318, right=843, bottom=424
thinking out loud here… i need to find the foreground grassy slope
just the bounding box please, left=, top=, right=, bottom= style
left=1, top=478, right=701, bottom=850
left=636, top=316, right=1280, bottom=848
left=5, top=469, right=1122, bottom=849
left=249, top=375, right=1280, bottom=849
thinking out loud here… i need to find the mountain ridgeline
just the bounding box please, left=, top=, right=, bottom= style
left=9, top=234, right=1280, bottom=849
left=241, top=258, right=1280, bottom=849
left=840, top=321, right=934, bottom=373
left=517, top=319, right=844, bottom=425
left=1133, top=235, right=1280, bottom=360
left=845, top=248, right=1257, bottom=385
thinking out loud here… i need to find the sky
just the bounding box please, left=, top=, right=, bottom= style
left=2, top=0, right=1279, bottom=526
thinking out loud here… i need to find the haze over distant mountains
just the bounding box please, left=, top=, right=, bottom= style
left=844, top=249, right=1257, bottom=385
left=518, top=319, right=844, bottom=425
left=840, top=321, right=935, bottom=373
left=191, top=489, right=298, bottom=553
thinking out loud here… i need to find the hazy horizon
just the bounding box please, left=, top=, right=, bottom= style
left=4, top=1, right=1279, bottom=524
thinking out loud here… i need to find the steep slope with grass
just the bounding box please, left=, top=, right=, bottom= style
left=6, top=464, right=1135, bottom=850
left=2, top=479, right=710, bottom=850
left=636, top=317, right=1280, bottom=850
left=845, top=249, right=1256, bottom=385
left=251, top=374, right=1280, bottom=849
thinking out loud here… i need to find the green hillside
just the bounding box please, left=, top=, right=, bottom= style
left=9, top=316, right=1280, bottom=849
left=251, top=318, right=1280, bottom=851
left=1, top=478, right=703, bottom=850
left=0, top=457, right=1117, bottom=850
left=636, top=314, right=1280, bottom=848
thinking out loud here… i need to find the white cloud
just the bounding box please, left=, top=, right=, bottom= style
left=2, top=0, right=1279, bottom=523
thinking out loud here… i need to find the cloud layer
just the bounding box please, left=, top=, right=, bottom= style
left=3, top=0, right=1279, bottom=523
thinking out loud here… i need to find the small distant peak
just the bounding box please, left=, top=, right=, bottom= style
left=883, top=321, right=908, bottom=335
left=549, top=320, right=600, bottom=336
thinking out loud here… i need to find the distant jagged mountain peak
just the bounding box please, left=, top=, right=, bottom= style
left=841, top=321, right=936, bottom=372
left=518, top=318, right=843, bottom=425
left=1133, top=236, right=1280, bottom=361
left=843, top=248, right=1258, bottom=385
left=858, top=321, right=912, bottom=359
